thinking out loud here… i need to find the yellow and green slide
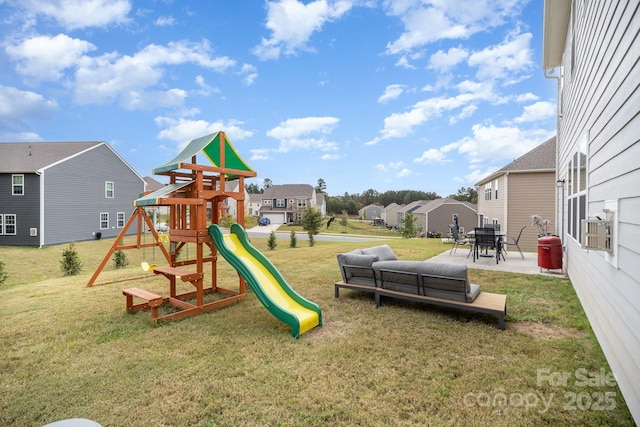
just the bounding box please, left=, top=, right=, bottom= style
left=208, top=223, right=322, bottom=338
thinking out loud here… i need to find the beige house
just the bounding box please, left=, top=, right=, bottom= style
left=380, top=203, right=402, bottom=227
left=475, top=136, right=556, bottom=252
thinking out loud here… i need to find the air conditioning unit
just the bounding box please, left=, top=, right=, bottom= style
left=581, top=219, right=612, bottom=252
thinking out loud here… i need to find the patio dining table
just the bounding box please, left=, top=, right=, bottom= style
left=466, top=229, right=507, bottom=263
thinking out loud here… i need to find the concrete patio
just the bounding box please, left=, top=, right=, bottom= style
left=428, top=244, right=566, bottom=277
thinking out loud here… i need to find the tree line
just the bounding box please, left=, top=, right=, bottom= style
left=246, top=178, right=478, bottom=216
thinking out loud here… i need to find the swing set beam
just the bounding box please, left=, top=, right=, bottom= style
left=87, top=206, right=171, bottom=287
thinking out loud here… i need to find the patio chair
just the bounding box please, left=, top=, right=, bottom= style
left=473, top=227, right=499, bottom=264
left=502, top=225, right=526, bottom=260
left=448, top=225, right=473, bottom=258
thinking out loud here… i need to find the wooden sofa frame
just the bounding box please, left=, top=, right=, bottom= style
left=335, top=265, right=507, bottom=330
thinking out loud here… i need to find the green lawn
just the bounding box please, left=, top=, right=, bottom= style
left=0, top=235, right=634, bottom=426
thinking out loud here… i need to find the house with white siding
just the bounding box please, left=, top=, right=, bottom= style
left=0, top=142, right=144, bottom=247
left=543, top=1, right=640, bottom=422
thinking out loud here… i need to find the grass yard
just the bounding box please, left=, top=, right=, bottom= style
left=0, top=235, right=635, bottom=426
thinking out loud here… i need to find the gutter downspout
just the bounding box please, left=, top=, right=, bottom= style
left=36, top=169, right=44, bottom=248
left=544, top=67, right=562, bottom=246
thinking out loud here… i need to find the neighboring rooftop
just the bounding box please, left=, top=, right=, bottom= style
left=477, top=136, right=556, bottom=185
left=0, top=142, right=102, bottom=173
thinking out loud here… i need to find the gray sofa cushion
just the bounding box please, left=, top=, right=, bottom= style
left=337, top=250, right=377, bottom=284
left=372, top=260, right=480, bottom=303
left=362, top=244, right=397, bottom=261
left=343, top=253, right=378, bottom=267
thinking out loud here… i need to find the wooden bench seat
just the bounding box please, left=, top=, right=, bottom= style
left=334, top=280, right=507, bottom=330
left=152, top=266, right=202, bottom=282
left=122, top=287, right=164, bottom=322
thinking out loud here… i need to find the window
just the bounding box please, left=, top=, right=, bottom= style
left=568, top=139, right=587, bottom=243
left=275, top=199, right=286, bottom=208
left=0, top=215, right=2, bottom=235
left=100, top=212, right=109, bottom=229
left=3, top=214, right=16, bottom=235
left=297, top=199, right=307, bottom=208
left=12, top=175, right=24, bottom=195
left=484, top=183, right=492, bottom=201
left=105, top=181, right=114, bottom=198
left=494, top=180, right=499, bottom=199
left=117, top=212, right=125, bottom=228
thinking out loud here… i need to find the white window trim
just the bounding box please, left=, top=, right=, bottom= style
left=105, top=181, right=114, bottom=198
left=117, top=212, right=125, bottom=228
left=12, top=174, right=24, bottom=196
left=3, top=214, right=16, bottom=235
left=100, top=212, right=109, bottom=229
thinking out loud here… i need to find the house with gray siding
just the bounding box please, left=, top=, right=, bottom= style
left=413, top=198, right=477, bottom=237
left=359, top=204, right=383, bottom=221
left=258, top=184, right=320, bottom=224
left=544, top=1, right=640, bottom=422
left=0, top=142, right=144, bottom=247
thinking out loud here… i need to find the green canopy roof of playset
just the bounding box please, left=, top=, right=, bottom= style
left=133, top=181, right=193, bottom=207
left=152, top=131, right=255, bottom=175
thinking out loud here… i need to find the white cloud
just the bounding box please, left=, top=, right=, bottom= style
left=448, top=104, right=477, bottom=124
left=253, top=0, right=354, bottom=60
left=513, top=101, right=556, bottom=123
left=378, top=84, right=405, bottom=103
left=73, top=40, right=236, bottom=107
left=413, top=148, right=446, bottom=163
left=397, top=168, right=414, bottom=177
left=6, top=34, right=96, bottom=82
left=267, top=116, right=340, bottom=152
left=155, top=16, right=175, bottom=26
left=428, top=46, right=469, bottom=72
left=455, top=123, right=554, bottom=164
left=385, top=0, right=523, bottom=54
left=154, top=117, right=253, bottom=152
left=194, top=75, right=220, bottom=96
left=239, top=63, right=258, bottom=86
left=372, top=90, right=492, bottom=142
left=515, top=92, right=539, bottom=102
left=374, top=160, right=413, bottom=177
left=250, top=148, right=272, bottom=161
left=468, top=31, right=534, bottom=81
left=0, top=85, right=58, bottom=127
left=18, top=0, right=132, bottom=30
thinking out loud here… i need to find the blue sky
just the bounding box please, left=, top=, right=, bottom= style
left=0, top=0, right=557, bottom=197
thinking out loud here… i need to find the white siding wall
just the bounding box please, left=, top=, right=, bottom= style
left=558, top=0, right=640, bottom=421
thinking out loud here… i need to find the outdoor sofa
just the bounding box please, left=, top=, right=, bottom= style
left=335, top=244, right=507, bottom=329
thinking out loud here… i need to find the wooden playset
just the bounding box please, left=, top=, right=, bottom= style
left=88, top=131, right=257, bottom=322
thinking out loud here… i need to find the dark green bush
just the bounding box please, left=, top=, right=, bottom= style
left=60, top=242, right=82, bottom=276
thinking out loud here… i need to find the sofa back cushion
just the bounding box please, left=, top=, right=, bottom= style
left=336, top=251, right=377, bottom=284
left=419, top=263, right=473, bottom=302
left=362, top=244, right=397, bottom=261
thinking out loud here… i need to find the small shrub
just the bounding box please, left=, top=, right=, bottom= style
left=113, top=250, right=129, bottom=269
left=60, top=242, right=82, bottom=276
left=220, top=214, right=235, bottom=228
left=267, top=230, right=277, bottom=250
left=0, top=259, right=8, bottom=285
left=289, top=230, right=297, bottom=248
